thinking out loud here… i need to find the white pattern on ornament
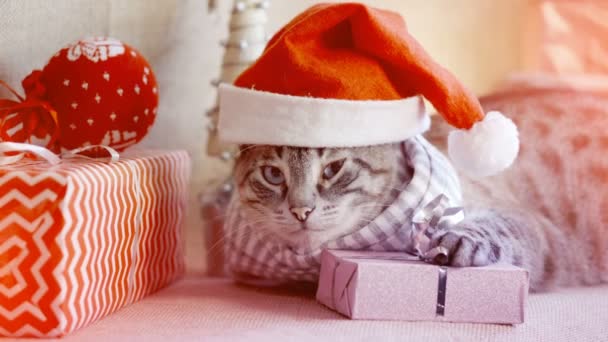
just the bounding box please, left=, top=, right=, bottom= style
left=100, top=130, right=138, bottom=149
left=66, top=37, right=126, bottom=63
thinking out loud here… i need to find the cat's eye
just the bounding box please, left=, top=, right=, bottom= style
left=322, top=159, right=345, bottom=180
left=261, top=166, right=285, bottom=185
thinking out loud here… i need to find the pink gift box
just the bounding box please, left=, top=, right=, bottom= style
left=316, top=250, right=529, bottom=324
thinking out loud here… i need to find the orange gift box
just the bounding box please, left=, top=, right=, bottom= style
left=0, top=150, right=190, bottom=337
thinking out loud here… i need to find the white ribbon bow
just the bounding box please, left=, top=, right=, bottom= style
left=0, top=142, right=120, bottom=165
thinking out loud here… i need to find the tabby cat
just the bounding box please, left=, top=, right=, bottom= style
left=232, top=85, right=608, bottom=292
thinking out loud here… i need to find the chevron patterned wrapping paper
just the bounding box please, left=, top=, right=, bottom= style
left=0, top=150, right=190, bottom=338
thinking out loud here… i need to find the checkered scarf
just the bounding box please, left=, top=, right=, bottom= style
left=223, top=136, right=462, bottom=284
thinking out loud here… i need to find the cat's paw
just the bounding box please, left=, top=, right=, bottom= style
left=427, top=228, right=503, bottom=267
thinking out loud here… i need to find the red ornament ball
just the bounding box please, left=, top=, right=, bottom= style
left=27, top=37, right=158, bottom=151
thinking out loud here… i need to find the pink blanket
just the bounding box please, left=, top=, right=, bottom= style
left=525, top=0, right=608, bottom=75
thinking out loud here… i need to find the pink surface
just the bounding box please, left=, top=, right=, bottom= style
left=317, top=250, right=528, bottom=324
left=13, top=275, right=605, bottom=342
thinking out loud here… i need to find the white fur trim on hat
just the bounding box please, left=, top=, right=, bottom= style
left=448, top=111, right=519, bottom=178
left=218, top=84, right=431, bottom=148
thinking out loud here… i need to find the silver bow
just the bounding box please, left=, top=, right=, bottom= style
left=410, top=194, right=464, bottom=263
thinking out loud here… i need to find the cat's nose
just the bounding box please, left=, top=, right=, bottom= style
left=290, top=206, right=315, bottom=222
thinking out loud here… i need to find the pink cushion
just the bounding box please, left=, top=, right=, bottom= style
left=25, top=276, right=608, bottom=341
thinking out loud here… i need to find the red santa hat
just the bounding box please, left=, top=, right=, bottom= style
left=218, top=3, right=519, bottom=178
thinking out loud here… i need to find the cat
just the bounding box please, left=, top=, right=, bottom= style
left=233, top=143, right=407, bottom=252
left=231, top=85, right=608, bottom=292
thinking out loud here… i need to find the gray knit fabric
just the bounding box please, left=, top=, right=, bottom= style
left=224, top=136, right=462, bottom=283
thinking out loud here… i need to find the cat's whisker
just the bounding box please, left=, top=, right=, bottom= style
left=207, top=227, right=254, bottom=255
left=200, top=210, right=231, bottom=222
left=351, top=203, right=392, bottom=210
left=237, top=144, right=265, bottom=154
left=244, top=218, right=281, bottom=227
left=212, top=215, right=288, bottom=254
left=352, top=204, right=391, bottom=209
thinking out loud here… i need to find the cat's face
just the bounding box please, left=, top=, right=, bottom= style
left=234, top=144, right=403, bottom=251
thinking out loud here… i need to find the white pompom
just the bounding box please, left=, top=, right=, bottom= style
left=447, top=111, right=519, bottom=178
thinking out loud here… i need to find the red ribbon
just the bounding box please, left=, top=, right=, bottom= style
left=0, top=71, right=59, bottom=150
